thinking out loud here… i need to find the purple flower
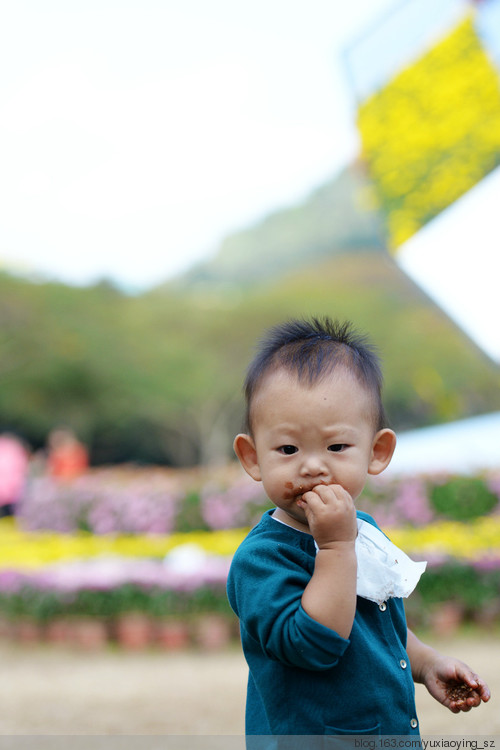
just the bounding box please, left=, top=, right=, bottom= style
left=393, top=479, right=433, bottom=526
left=201, top=475, right=268, bottom=530
left=0, top=570, right=28, bottom=593
left=18, top=470, right=182, bottom=535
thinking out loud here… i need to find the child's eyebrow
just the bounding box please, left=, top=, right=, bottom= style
left=320, top=424, right=360, bottom=436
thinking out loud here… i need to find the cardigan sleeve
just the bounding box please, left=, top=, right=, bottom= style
left=227, top=537, right=350, bottom=670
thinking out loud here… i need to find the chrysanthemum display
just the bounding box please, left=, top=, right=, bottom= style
left=358, top=14, right=500, bottom=248
left=0, top=466, right=498, bottom=631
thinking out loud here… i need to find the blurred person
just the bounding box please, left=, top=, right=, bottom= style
left=227, top=317, right=490, bottom=738
left=0, top=433, right=29, bottom=517
left=47, top=427, right=89, bottom=480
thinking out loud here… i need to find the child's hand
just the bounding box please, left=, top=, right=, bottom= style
left=422, top=655, right=491, bottom=713
left=298, top=484, right=357, bottom=549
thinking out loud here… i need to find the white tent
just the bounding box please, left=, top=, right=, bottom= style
left=386, top=411, right=500, bottom=476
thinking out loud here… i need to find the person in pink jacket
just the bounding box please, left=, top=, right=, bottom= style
left=0, top=433, right=29, bottom=517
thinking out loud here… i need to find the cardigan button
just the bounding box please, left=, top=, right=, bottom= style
left=400, top=659, right=407, bottom=669
left=379, top=602, right=387, bottom=611
left=410, top=718, right=418, bottom=729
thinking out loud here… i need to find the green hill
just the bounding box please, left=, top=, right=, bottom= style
left=1, top=162, right=499, bottom=466
left=178, top=162, right=386, bottom=288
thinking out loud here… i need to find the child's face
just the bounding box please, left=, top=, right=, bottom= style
left=234, top=367, right=395, bottom=531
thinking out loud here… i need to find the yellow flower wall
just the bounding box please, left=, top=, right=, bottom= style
left=1, top=516, right=499, bottom=570
left=358, top=14, right=500, bottom=248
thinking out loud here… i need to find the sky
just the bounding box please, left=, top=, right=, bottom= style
left=1, top=0, right=387, bottom=288
left=1, top=0, right=499, bottom=362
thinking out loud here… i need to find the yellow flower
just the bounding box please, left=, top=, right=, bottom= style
left=357, top=13, right=500, bottom=249
left=1, top=515, right=499, bottom=572
left=389, top=517, right=500, bottom=561
left=0, top=519, right=248, bottom=570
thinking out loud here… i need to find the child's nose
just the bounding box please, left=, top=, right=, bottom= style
left=300, top=454, right=329, bottom=478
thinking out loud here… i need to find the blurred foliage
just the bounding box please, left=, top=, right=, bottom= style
left=1, top=240, right=499, bottom=466
left=174, top=491, right=211, bottom=534
left=0, top=566, right=497, bottom=628
left=404, top=562, right=500, bottom=631
left=416, top=562, right=500, bottom=611
left=358, top=14, right=500, bottom=247
left=0, top=582, right=232, bottom=623
left=430, top=476, right=499, bottom=522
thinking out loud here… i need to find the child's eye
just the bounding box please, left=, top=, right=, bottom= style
left=328, top=444, right=348, bottom=452
left=278, top=445, right=298, bottom=455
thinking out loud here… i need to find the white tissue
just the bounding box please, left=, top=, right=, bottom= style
left=355, top=519, right=427, bottom=605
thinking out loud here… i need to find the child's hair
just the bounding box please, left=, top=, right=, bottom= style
left=243, top=317, right=387, bottom=433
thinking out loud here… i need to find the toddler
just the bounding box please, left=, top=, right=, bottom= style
left=227, top=317, right=490, bottom=737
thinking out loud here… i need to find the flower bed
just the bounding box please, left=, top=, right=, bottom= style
left=17, top=464, right=271, bottom=535
left=17, top=465, right=500, bottom=534
left=358, top=472, right=500, bottom=528
left=0, top=465, right=499, bottom=644
left=0, top=532, right=237, bottom=649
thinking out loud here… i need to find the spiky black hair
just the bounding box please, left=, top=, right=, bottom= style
left=243, top=317, right=387, bottom=433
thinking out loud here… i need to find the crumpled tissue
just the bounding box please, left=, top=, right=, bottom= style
left=355, top=518, right=427, bottom=604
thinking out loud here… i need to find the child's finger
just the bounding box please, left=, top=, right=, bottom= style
left=310, top=483, right=350, bottom=504
left=299, top=489, right=325, bottom=506
left=297, top=490, right=326, bottom=514
left=472, top=678, right=491, bottom=703
left=299, top=489, right=328, bottom=509
left=457, top=668, right=491, bottom=702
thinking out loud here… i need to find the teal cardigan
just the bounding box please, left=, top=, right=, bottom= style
left=227, top=509, right=420, bottom=736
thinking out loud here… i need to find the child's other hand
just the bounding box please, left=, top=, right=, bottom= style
left=422, top=655, right=491, bottom=713
left=298, top=484, right=357, bottom=549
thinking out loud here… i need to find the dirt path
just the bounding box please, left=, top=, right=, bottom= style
left=0, top=633, right=497, bottom=736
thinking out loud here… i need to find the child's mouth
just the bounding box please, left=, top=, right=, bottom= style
left=284, top=481, right=328, bottom=501
left=295, top=486, right=306, bottom=502
left=283, top=482, right=303, bottom=501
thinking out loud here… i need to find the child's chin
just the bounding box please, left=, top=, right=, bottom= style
left=282, top=507, right=309, bottom=528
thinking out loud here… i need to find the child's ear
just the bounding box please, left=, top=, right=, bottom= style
left=233, top=433, right=262, bottom=481
left=368, top=428, right=397, bottom=476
